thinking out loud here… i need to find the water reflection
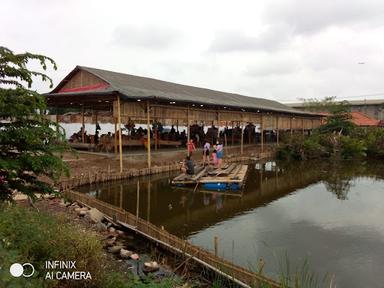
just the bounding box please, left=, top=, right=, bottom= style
left=77, top=160, right=384, bottom=287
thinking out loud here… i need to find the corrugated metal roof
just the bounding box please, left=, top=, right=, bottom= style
left=49, top=66, right=321, bottom=116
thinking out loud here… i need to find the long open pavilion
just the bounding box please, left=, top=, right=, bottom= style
left=46, top=66, right=323, bottom=172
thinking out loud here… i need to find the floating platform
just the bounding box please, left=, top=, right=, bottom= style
left=172, top=164, right=249, bottom=191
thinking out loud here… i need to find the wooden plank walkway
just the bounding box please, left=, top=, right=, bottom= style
left=172, top=164, right=249, bottom=186
left=64, top=190, right=280, bottom=288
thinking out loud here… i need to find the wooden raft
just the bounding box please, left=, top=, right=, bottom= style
left=172, top=164, right=248, bottom=186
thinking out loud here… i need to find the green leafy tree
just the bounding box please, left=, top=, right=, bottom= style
left=0, top=46, right=70, bottom=202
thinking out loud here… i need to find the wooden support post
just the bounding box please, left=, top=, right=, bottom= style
left=81, top=106, right=85, bottom=143
left=260, top=114, right=264, bottom=153
left=290, top=117, right=293, bottom=137
left=117, top=96, right=123, bottom=173
left=114, top=119, right=118, bottom=157
left=95, top=110, right=98, bottom=125
left=187, top=106, right=190, bottom=156
left=154, top=128, right=158, bottom=151
left=231, top=121, right=234, bottom=146
left=302, top=118, right=305, bottom=136
left=276, top=115, right=279, bottom=145
left=146, top=101, right=151, bottom=171
left=214, top=236, right=219, bottom=257
left=217, top=111, right=220, bottom=140
left=240, top=122, right=244, bottom=155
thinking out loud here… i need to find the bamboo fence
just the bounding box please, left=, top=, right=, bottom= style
left=64, top=189, right=280, bottom=288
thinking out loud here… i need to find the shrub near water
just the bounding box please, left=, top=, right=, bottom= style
left=0, top=205, right=105, bottom=288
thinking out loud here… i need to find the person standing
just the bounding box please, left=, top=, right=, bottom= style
left=216, top=141, right=224, bottom=170
left=202, top=141, right=210, bottom=165
left=187, top=139, right=196, bottom=156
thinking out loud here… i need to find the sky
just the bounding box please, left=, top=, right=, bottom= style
left=2, top=0, right=384, bottom=103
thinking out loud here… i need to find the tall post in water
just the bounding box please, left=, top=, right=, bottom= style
left=117, top=95, right=123, bottom=173
left=146, top=101, right=151, bottom=171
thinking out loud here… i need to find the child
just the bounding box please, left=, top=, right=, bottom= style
left=211, top=145, right=218, bottom=167
left=187, top=139, right=196, bottom=156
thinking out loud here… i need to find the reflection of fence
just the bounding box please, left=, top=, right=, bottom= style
left=64, top=190, right=280, bottom=288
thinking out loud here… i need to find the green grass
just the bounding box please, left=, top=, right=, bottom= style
left=0, top=204, right=182, bottom=288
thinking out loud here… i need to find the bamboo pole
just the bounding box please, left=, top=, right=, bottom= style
left=260, top=114, right=264, bottom=153
left=146, top=101, right=151, bottom=171
left=276, top=115, right=279, bottom=145
left=217, top=111, right=220, bottom=140
left=114, top=119, right=117, bottom=156
left=240, top=122, right=244, bottom=155
left=231, top=121, right=234, bottom=146
left=117, top=96, right=123, bottom=173
left=187, top=106, right=190, bottom=156
left=81, top=106, right=85, bottom=143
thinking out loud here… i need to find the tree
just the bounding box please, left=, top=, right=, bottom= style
left=0, top=46, right=70, bottom=202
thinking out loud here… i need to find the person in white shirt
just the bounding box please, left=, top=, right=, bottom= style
left=202, top=141, right=211, bottom=165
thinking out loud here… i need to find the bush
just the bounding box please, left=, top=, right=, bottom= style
left=340, top=136, right=366, bottom=159
left=365, top=128, right=384, bottom=158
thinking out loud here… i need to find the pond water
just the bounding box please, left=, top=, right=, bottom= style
left=77, top=160, right=384, bottom=287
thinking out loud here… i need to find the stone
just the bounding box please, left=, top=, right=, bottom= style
left=109, top=227, right=116, bottom=233
left=119, top=248, right=132, bottom=259
left=87, top=208, right=104, bottom=223
left=108, top=245, right=124, bottom=254
left=78, top=210, right=87, bottom=216
left=74, top=207, right=82, bottom=213
left=130, top=253, right=139, bottom=260
left=105, top=237, right=116, bottom=247
left=80, top=207, right=89, bottom=212
left=95, top=222, right=108, bottom=232
left=116, top=230, right=124, bottom=236
left=143, top=261, right=159, bottom=273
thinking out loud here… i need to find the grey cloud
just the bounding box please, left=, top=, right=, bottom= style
left=245, top=59, right=301, bottom=77
left=113, top=25, right=181, bottom=49
left=209, top=25, right=292, bottom=53
left=264, top=0, right=384, bottom=35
